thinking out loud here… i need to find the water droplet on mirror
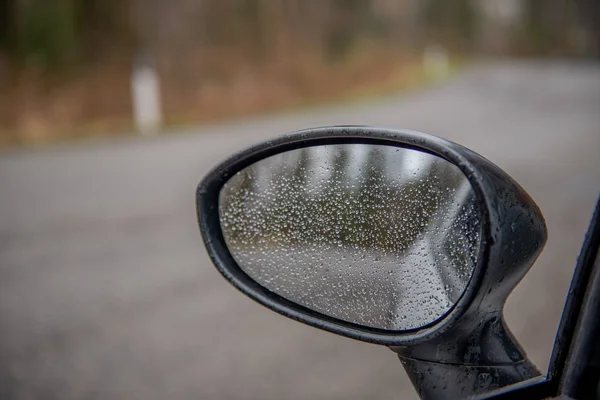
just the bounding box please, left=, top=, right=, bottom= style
left=218, top=143, right=481, bottom=330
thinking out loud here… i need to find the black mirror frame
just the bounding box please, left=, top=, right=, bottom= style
left=196, top=126, right=547, bottom=351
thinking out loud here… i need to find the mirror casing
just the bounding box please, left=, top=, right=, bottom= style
left=196, top=126, right=547, bottom=354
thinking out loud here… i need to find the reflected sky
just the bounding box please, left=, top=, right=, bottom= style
left=219, top=144, right=481, bottom=330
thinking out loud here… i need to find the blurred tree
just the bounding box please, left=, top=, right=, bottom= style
left=12, top=0, right=78, bottom=68
left=0, top=0, right=135, bottom=69
left=1, top=0, right=597, bottom=71
left=80, top=0, right=135, bottom=60
left=0, top=0, right=15, bottom=55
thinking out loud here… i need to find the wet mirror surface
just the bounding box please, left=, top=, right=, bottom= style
left=219, top=144, right=482, bottom=330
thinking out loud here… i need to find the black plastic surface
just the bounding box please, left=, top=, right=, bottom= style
left=196, top=126, right=549, bottom=398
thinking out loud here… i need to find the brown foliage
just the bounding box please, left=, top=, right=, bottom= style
left=0, top=0, right=596, bottom=146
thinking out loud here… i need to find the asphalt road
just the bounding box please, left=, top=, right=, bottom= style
left=1, top=61, right=599, bottom=399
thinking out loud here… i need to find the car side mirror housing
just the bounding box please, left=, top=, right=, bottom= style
left=196, top=126, right=547, bottom=399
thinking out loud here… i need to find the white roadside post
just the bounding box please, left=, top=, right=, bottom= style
left=132, top=55, right=163, bottom=136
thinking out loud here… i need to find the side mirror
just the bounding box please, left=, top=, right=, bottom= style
left=196, top=126, right=547, bottom=399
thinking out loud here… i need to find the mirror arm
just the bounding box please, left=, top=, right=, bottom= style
left=397, top=356, right=539, bottom=400
left=390, top=313, right=541, bottom=399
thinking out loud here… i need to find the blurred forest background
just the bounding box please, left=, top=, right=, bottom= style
left=0, top=0, right=598, bottom=146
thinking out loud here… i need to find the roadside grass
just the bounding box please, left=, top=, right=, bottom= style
left=0, top=56, right=460, bottom=149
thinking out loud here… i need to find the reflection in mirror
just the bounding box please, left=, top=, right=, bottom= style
left=219, top=144, right=481, bottom=330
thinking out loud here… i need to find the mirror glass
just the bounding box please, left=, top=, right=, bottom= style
left=219, top=144, right=482, bottom=330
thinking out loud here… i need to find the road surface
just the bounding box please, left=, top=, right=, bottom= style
left=1, top=61, right=599, bottom=399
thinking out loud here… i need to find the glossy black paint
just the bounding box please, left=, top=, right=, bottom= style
left=476, top=196, right=600, bottom=399
left=196, top=126, right=548, bottom=398
left=557, top=196, right=600, bottom=399
left=552, top=195, right=600, bottom=396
